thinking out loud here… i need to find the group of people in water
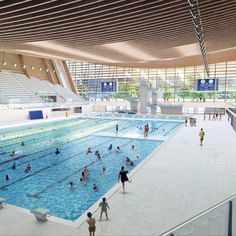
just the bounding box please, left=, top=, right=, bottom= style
left=5, top=146, right=62, bottom=181
left=67, top=143, right=138, bottom=195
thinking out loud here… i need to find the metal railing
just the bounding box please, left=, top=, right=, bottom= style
left=159, top=193, right=236, bottom=236
left=226, top=108, right=236, bottom=132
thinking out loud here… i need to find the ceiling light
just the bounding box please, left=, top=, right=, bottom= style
left=13, top=63, right=17, bottom=67
left=23, top=65, right=26, bottom=69
left=3, top=61, right=6, bottom=66
left=46, top=68, right=49, bottom=72
left=31, top=66, right=34, bottom=70
left=39, top=67, right=42, bottom=71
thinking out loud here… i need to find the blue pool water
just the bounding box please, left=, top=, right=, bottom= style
left=88, top=112, right=186, bottom=121
left=0, top=117, right=183, bottom=220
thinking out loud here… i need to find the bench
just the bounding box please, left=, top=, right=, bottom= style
left=31, top=208, right=50, bottom=222
left=0, top=197, right=6, bottom=209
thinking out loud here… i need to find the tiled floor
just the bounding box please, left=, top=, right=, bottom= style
left=0, top=115, right=235, bottom=236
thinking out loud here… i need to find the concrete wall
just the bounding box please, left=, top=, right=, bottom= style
left=94, top=100, right=130, bottom=112
left=0, top=52, right=60, bottom=82
left=0, top=104, right=93, bottom=124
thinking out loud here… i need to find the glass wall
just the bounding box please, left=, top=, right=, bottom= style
left=67, top=61, right=236, bottom=102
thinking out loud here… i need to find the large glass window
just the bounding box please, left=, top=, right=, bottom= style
left=67, top=61, right=236, bottom=102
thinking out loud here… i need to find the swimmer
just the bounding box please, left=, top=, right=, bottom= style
left=97, top=153, right=101, bottom=161
left=108, top=144, right=112, bottom=152
left=130, top=161, right=134, bottom=166
left=131, top=145, right=135, bottom=150
left=125, top=157, right=131, bottom=163
left=116, top=146, right=120, bottom=152
left=115, top=124, right=119, bottom=132
left=81, top=171, right=85, bottom=179
left=55, top=148, right=61, bottom=155
left=10, top=151, right=15, bottom=156
left=86, top=147, right=92, bottom=154
left=93, top=183, right=98, bottom=191
left=68, top=182, right=76, bottom=188
left=136, top=155, right=140, bottom=159
left=84, top=167, right=89, bottom=177
left=5, top=174, right=9, bottom=181
left=80, top=178, right=84, bottom=185
left=102, top=167, right=106, bottom=173
left=12, top=162, right=16, bottom=170
left=95, top=150, right=101, bottom=160
left=25, top=164, right=31, bottom=172
left=21, top=142, right=25, bottom=146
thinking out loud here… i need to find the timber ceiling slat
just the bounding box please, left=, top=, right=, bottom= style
left=0, top=0, right=235, bottom=67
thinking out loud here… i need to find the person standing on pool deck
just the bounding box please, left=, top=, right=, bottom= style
left=87, top=212, right=96, bottom=236
left=99, top=197, right=110, bottom=221
left=118, top=166, right=132, bottom=193
left=199, top=128, right=205, bottom=146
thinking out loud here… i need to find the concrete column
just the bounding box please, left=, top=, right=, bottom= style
left=152, top=90, right=158, bottom=105
left=127, top=99, right=139, bottom=113
left=149, top=104, right=157, bottom=115
left=139, top=81, right=149, bottom=114
left=62, top=61, right=77, bottom=94
left=52, top=59, right=70, bottom=89
left=42, top=59, right=57, bottom=84
left=18, top=55, right=30, bottom=78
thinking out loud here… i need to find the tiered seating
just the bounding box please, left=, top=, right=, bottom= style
left=14, top=74, right=56, bottom=96
left=42, top=80, right=84, bottom=102
left=0, top=72, right=85, bottom=105
left=0, top=72, right=42, bottom=103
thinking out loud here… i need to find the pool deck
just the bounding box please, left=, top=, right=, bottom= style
left=0, top=115, right=236, bottom=236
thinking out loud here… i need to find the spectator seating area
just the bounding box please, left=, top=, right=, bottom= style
left=0, top=72, right=84, bottom=104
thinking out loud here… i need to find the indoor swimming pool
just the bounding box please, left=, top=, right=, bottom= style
left=0, top=117, right=183, bottom=220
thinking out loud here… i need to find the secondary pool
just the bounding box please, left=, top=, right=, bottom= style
left=0, top=117, right=183, bottom=220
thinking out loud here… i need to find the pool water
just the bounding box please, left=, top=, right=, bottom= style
left=0, top=117, right=182, bottom=220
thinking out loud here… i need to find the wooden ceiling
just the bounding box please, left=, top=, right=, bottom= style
left=1, top=0, right=236, bottom=67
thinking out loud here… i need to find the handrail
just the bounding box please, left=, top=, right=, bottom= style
left=159, top=192, right=236, bottom=236
left=226, top=108, right=236, bottom=117
left=228, top=201, right=232, bottom=236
